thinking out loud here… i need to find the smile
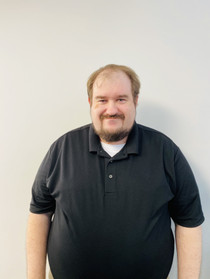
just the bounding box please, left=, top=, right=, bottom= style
left=100, top=114, right=125, bottom=120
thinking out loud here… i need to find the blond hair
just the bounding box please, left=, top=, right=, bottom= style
left=87, top=64, right=140, bottom=102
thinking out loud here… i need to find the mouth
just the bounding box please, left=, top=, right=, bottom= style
left=100, top=114, right=125, bottom=120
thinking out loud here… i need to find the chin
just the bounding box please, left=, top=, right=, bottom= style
left=104, top=127, right=122, bottom=134
left=104, top=122, right=123, bottom=129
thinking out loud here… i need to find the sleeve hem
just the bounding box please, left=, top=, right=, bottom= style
left=173, top=216, right=205, bottom=228
left=29, top=207, right=55, bottom=214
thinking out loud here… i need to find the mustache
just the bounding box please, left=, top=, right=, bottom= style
left=100, top=114, right=125, bottom=120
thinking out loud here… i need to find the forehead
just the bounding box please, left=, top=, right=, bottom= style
left=93, top=70, right=132, bottom=95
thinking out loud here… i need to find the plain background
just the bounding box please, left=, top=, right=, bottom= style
left=1, top=0, right=209, bottom=278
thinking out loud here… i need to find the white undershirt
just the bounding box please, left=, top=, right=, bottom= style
left=101, top=142, right=125, bottom=157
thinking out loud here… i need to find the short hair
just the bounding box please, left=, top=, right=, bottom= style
left=87, top=64, right=141, bottom=102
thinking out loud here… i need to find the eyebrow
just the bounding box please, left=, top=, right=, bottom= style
left=94, top=94, right=129, bottom=100
left=94, top=96, right=107, bottom=100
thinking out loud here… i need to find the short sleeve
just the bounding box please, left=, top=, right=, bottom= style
left=30, top=148, right=56, bottom=214
left=168, top=148, right=204, bottom=227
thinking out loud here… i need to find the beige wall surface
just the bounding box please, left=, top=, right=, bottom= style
left=1, top=1, right=209, bottom=278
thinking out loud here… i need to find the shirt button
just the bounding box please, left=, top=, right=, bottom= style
left=109, top=174, right=113, bottom=179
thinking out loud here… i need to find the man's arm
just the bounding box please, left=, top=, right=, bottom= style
left=175, top=224, right=202, bottom=279
left=26, top=212, right=53, bottom=279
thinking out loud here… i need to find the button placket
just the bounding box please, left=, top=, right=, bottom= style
left=105, top=159, right=116, bottom=193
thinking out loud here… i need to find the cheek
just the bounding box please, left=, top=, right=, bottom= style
left=91, top=108, right=102, bottom=120
left=92, top=105, right=105, bottom=116
left=124, top=107, right=136, bottom=119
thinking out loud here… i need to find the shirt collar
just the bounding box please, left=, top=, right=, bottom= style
left=89, top=122, right=141, bottom=156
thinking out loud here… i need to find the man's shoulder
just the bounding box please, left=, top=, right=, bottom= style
left=136, top=123, right=177, bottom=147
left=50, top=124, right=91, bottom=149
left=64, top=123, right=91, bottom=137
left=137, top=123, right=169, bottom=137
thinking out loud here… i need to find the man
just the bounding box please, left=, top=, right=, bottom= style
left=27, top=64, right=204, bottom=279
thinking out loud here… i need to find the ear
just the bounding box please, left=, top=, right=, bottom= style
left=134, top=96, right=139, bottom=106
left=88, top=98, right=92, bottom=106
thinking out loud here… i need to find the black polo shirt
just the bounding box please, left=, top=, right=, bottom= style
left=30, top=122, right=204, bottom=279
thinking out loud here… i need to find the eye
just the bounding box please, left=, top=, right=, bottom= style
left=118, top=98, right=126, bottom=103
left=98, top=99, right=107, bottom=103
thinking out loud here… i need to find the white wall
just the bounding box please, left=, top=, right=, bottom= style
left=1, top=1, right=209, bottom=278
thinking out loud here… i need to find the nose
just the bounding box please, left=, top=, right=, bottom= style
left=106, top=101, right=118, bottom=115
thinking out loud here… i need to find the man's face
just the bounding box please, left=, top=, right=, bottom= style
left=89, top=71, right=138, bottom=144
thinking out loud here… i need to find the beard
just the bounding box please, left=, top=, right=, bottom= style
left=92, top=114, right=132, bottom=143
left=94, top=126, right=131, bottom=142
